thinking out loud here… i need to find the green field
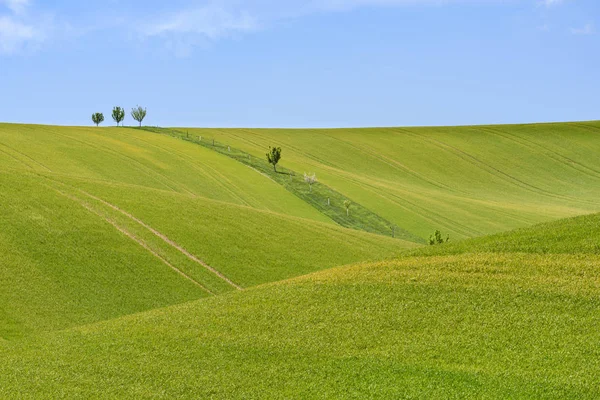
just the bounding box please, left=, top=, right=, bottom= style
left=2, top=212, right=599, bottom=398
left=184, top=122, right=600, bottom=239
left=1, top=121, right=599, bottom=398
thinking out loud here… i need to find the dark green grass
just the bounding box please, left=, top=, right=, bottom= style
left=140, top=127, right=424, bottom=244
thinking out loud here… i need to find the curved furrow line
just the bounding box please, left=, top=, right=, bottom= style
left=333, top=172, right=482, bottom=238
left=393, top=128, right=599, bottom=207
left=76, top=189, right=243, bottom=291
left=0, top=142, right=53, bottom=172
left=572, top=122, right=600, bottom=135
left=41, top=127, right=190, bottom=195
left=480, top=126, right=600, bottom=180
left=48, top=186, right=215, bottom=295
left=123, top=133, right=252, bottom=207
left=0, top=147, right=34, bottom=170
left=217, top=129, right=270, bottom=152
left=317, top=130, right=458, bottom=192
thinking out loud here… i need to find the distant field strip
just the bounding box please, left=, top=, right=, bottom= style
left=140, top=127, right=425, bottom=244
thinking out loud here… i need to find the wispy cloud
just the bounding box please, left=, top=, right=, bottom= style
left=142, top=5, right=258, bottom=39
left=538, top=0, right=564, bottom=6
left=0, top=0, right=50, bottom=54
left=0, top=15, right=38, bottom=53
left=138, top=0, right=511, bottom=55
left=0, top=0, right=30, bottom=14
left=571, top=23, right=595, bottom=35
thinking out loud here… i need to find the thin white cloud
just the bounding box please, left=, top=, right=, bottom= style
left=0, top=0, right=30, bottom=14
left=538, top=0, right=563, bottom=6
left=142, top=4, right=258, bottom=39
left=0, top=0, right=60, bottom=55
left=571, top=23, right=595, bottom=35
left=0, top=15, right=40, bottom=53
left=139, top=0, right=512, bottom=55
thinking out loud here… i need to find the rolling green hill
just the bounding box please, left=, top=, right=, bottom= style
left=1, top=212, right=599, bottom=398
left=1, top=121, right=600, bottom=398
left=0, top=124, right=416, bottom=339
left=183, top=121, right=600, bottom=240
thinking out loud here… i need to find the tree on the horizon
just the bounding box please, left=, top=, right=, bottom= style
left=266, top=146, right=282, bottom=172
left=91, top=112, right=104, bottom=127
left=131, top=106, right=147, bottom=127
left=112, top=106, right=125, bottom=126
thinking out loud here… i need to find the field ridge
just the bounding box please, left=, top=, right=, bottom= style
left=139, top=126, right=425, bottom=243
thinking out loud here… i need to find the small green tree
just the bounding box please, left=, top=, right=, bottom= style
left=112, top=106, right=125, bottom=126
left=344, top=200, right=351, bottom=216
left=303, top=172, right=317, bottom=192
left=91, top=112, right=104, bottom=127
left=266, top=146, right=282, bottom=172
left=429, top=230, right=450, bottom=245
left=131, top=105, right=147, bottom=127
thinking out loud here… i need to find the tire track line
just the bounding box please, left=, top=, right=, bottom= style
left=393, top=128, right=598, bottom=206
left=0, top=142, right=53, bottom=172
left=48, top=186, right=215, bottom=295
left=480, top=126, right=600, bottom=180
left=122, top=133, right=252, bottom=206
left=77, top=189, right=243, bottom=291
left=41, top=127, right=187, bottom=194
left=317, top=130, right=457, bottom=192
left=0, top=147, right=34, bottom=170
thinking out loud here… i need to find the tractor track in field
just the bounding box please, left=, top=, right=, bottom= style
left=75, top=189, right=243, bottom=291
left=392, top=127, right=599, bottom=207
left=0, top=147, right=33, bottom=170
left=41, top=127, right=191, bottom=195
left=48, top=186, right=215, bottom=295
left=0, top=142, right=53, bottom=172
left=316, top=130, right=458, bottom=193
left=123, top=133, right=253, bottom=207
left=478, top=126, right=600, bottom=181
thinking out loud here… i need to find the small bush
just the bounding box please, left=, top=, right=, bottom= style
left=429, top=230, right=450, bottom=245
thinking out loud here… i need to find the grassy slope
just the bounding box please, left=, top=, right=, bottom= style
left=141, top=127, right=424, bottom=243
left=0, top=123, right=416, bottom=339
left=0, top=172, right=208, bottom=340
left=2, top=213, right=599, bottom=398
left=0, top=123, right=328, bottom=222
left=184, top=121, right=600, bottom=240
left=413, top=211, right=600, bottom=256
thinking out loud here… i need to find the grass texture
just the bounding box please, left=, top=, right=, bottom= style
left=1, top=213, right=599, bottom=398
left=181, top=122, right=600, bottom=240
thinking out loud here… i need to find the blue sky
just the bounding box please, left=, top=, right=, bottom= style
left=0, top=0, right=598, bottom=127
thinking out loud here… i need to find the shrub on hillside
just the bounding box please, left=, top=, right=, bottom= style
left=429, top=230, right=449, bottom=245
